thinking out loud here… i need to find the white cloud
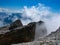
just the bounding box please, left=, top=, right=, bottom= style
left=21, top=19, right=32, bottom=25
left=0, top=8, right=9, bottom=12
left=21, top=3, right=60, bottom=34
left=22, top=4, right=50, bottom=23
left=0, top=21, right=4, bottom=27
left=0, top=8, right=23, bottom=13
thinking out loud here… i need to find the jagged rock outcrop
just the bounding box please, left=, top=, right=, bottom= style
left=0, top=20, right=47, bottom=45
left=0, top=21, right=36, bottom=45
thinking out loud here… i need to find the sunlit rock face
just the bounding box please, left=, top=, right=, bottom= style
left=35, top=21, right=47, bottom=40
left=0, top=25, right=10, bottom=34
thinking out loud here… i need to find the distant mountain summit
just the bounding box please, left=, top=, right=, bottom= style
left=0, top=12, right=22, bottom=26
left=38, top=20, right=44, bottom=23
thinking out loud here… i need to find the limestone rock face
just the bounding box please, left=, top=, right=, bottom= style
left=0, top=25, right=10, bottom=34
left=47, top=27, right=60, bottom=40
left=0, top=19, right=23, bottom=34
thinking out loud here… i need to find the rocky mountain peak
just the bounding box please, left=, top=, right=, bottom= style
left=9, top=19, right=23, bottom=30
left=0, top=19, right=47, bottom=45
left=38, top=21, right=44, bottom=24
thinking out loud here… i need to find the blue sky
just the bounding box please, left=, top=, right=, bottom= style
left=0, top=0, right=60, bottom=10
